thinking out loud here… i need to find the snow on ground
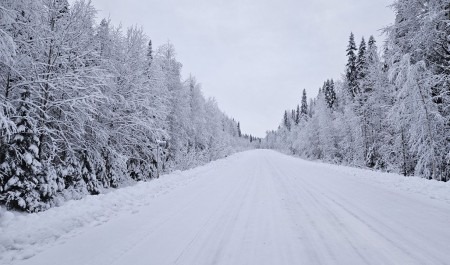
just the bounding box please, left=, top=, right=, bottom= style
left=0, top=158, right=230, bottom=264
left=318, top=161, right=450, bottom=205
left=1, top=150, right=450, bottom=265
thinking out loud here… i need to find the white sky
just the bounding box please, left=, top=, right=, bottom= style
left=86, top=0, right=395, bottom=137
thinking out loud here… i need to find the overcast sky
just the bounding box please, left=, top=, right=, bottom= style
left=87, top=0, right=395, bottom=137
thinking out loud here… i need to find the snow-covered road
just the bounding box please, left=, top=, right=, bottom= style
left=5, top=150, right=450, bottom=265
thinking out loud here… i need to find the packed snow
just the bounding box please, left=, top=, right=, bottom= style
left=1, top=150, right=449, bottom=265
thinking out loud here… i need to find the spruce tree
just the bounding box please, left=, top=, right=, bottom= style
left=237, top=122, right=242, bottom=137
left=367, top=36, right=377, bottom=64
left=301, top=89, right=308, bottom=116
left=356, top=37, right=368, bottom=84
left=80, top=151, right=100, bottom=194
left=295, top=105, right=300, bottom=125
left=0, top=89, right=44, bottom=212
left=364, top=36, right=379, bottom=95
left=283, top=111, right=291, bottom=131
left=324, top=79, right=337, bottom=109
left=346, top=33, right=358, bottom=97
left=98, top=19, right=111, bottom=57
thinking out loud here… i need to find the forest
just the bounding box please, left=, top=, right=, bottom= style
left=1, top=0, right=449, bottom=214
left=1, top=1, right=449, bottom=264
left=264, top=0, right=450, bottom=182
left=0, top=0, right=257, bottom=212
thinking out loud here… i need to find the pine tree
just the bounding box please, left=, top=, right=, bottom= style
left=301, top=89, right=308, bottom=117
left=356, top=37, right=368, bottom=82
left=0, top=89, right=45, bottom=212
left=97, top=19, right=111, bottom=57
left=283, top=111, right=291, bottom=131
left=295, top=105, right=300, bottom=125
left=346, top=33, right=358, bottom=97
left=367, top=36, right=377, bottom=64
left=237, top=122, right=242, bottom=137
left=365, top=36, right=379, bottom=94
left=324, top=79, right=337, bottom=109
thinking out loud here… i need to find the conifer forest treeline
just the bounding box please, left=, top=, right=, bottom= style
left=264, top=1, right=450, bottom=183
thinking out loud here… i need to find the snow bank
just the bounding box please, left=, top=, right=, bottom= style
left=0, top=157, right=228, bottom=265
left=316, top=160, right=450, bottom=204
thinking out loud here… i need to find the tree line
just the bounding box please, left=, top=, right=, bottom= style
left=264, top=0, right=449, bottom=182
left=0, top=0, right=255, bottom=212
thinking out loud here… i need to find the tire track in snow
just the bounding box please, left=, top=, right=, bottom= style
left=9, top=150, right=450, bottom=265
left=272, top=152, right=449, bottom=265
left=172, top=163, right=257, bottom=264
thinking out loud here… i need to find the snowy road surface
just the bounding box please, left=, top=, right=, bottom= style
left=4, top=150, right=450, bottom=265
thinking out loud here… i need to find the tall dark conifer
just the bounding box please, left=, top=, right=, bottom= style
left=98, top=19, right=111, bottom=57
left=324, top=79, right=337, bottom=109
left=0, top=89, right=44, bottom=212
left=367, top=36, right=377, bottom=64
left=283, top=111, right=291, bottom=131
left=301, top=89, right=308, bottom=116
left=147, top=40, right=153, bottom=66
left=356, top=37, right=368, bottom=83
left=237, top=122, right=242, bottom=137
left=346, top=33, right=358, bottom=98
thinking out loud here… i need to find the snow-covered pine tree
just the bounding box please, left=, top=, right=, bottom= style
left=301, top=89, right=308, bottom=118
left=324, top=79, right=337, bottom=109
left=354, top=36, right=372, bottom=166
left=367, top=36, right=377, bottom=64
left=147, top=40, right=153, bottom=67
left=295, top=105, right=300, bottom=125
left=283, top=111, right=291, bottom=131
left=346, top=33, right=358, bottom=98
left=0, top=1, right=19, bottom=186
left=356, top=38, right=368, bottom=86
left=386, top=0, right=448, bottom=180
left=359, top=36, right=386, bottom=168
left=0, top=89, right=47, bottom=212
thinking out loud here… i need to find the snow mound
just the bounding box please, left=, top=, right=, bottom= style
left=0, top=157, right=229, bottom=265
left=317, top=160, right=450, bottom=204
